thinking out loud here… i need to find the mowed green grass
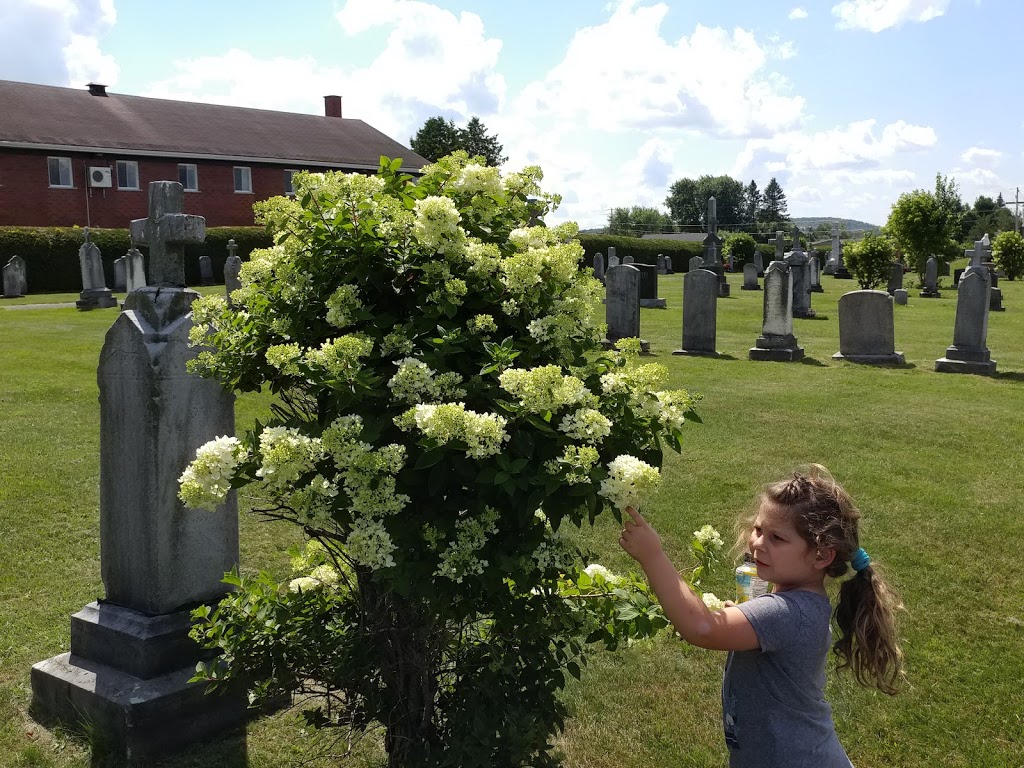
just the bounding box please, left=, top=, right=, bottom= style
left=2, top=272, right=1023, bottom=767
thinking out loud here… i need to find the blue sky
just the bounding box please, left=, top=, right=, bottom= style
left=3, top=0, right=1022, bottom=228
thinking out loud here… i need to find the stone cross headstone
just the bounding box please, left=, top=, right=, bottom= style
left=887, top=263, right=904, bottom=296
left=769, top=230, right=787, bottom=263
left=741, top=262, right=761, bottom=291
left=130, top=184, right=206, bottom=286
left=224, top=239, right=242, bottom=304
left=920, top=255, right=941, bottom=298
left=784, top=231, right=814, bottom=318
left=832, top=225, right=851, bottom=279
left=824, top=224, right=840, bottom=275
left=935, top=242, right=996, bottom=374
left=198, top=253, right=215, bottom=286
left=636, top=263, right=666, bottom=308
left=125, top=247, right=147, bottom=294
left=593, top=251, right=606, bottom=283
left=32, top=181, right=246, bottom=762
left=76, top=227, right=117, bottom=310
left=702, top=197, right=729, bottom=296
left=112, top=255, right=127, bottom=292
left=809, top=256, right=823, bottom=292
left=604, top=264, right=641, bottom=345
left=3, top=255, right=27, bottom=298
left=657, top=254, right=667, bottom=275
left=749, top=260, right=804, bottom=361
left=674, top=268, right=718, bottom=356
left=832, top=290, right=905, bottom=365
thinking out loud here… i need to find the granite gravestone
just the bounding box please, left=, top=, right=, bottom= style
left=785, top=230, right=815, bottom=318
left=76, top=228, right=117, bottom=310
left=688, top=255, right=703, bottom=272
left=593, top=251, right=606, bottom=283
left=753, top=247, right=764, bottom=277
left=657, top=254, right=667, bottom=275
left=893, top=289, right=908, bottom=305
left=622, top=254, right=634, bottom=265
left=741, top=262, right=760, bottom=290
left=198, top=253, right=215, bottom=286
left=224, top=239, right=242, bottom=304
left=935, top=241, right=996, bottom=374
left=809, top=255, right=823, bottom=292
left=3, top=254, right=27, bottom=298
left=125, top=247, right=147, bottom=294
left=664, top=255, right=673, bottom=274
left=887, top=263, right=904, bottom=296
left=607, top=246, right=620, bottom=269
left=702, top=197, right=729, bottom=297
left=833, top=290, right=905, bottom=365
left=603, top=264, right=648, bottom=352
left=32, top=181, right=246, bottom=763
left=636, top=263, right=667, bottom=308
left=112, top=255, right=127, bottom=292
left=749, top=260, right=804, bottom=361
left=920, top=256, right=941, bottom=298
left=674, top=268, right=718, bottom=356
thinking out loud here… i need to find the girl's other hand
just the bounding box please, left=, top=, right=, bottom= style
left=618, top=506, right=664, bottom=566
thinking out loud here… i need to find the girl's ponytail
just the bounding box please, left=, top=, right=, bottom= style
left=833, top=562, right=905, bottom=695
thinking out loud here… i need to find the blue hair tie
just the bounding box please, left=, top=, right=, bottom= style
left=851, top=547, right=871, bottom=572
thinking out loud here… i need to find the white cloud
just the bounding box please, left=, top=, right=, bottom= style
left=788, top=7, right=809, bottom=20
left=514, top=4, right=805, bottom=139
left=832, top=0, right=950, bottom=32
left=0, top=0, right=119, bottom=86
left=960, top=147, right=1003, bottom=166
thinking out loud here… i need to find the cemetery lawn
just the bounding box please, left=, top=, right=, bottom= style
left=2, top=275, right=1023, bottom=767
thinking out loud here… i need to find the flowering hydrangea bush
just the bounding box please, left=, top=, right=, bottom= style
left=180, top=153, right=702, bottom=767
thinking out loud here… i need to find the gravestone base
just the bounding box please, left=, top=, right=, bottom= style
left=31, top=602, right=247, bottom=766
left=741, top=283, right=761, bottom=291
left=749, top=334, right=804, bottom=361
left=834, top=268, right=852, bottom=279
left=602, top=338, right=651, bottom=354
left=793, top=308, right=817, bottom=319
left=639, top=298, right=667, bottom=308
left=76, top=288, right=117, bottom=311
left=935, top=345, right=997, bottom=375
left=673, top=347, right=718, bottom=357
left=718, top=283, right=730, bottom=298
left=990, top=288, right=1005, bottom=312
left=810, top=284, right=824, bottom=293
left=919, top=288, right=941, bottom=298
left=832, top=351, right=905, bottom=365
left=823, top=262, right=837, bottom=276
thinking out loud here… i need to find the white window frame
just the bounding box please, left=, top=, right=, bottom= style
left=283, top=169, right=299, bottom=196
left=116, top=160, right=140, bottom=190
left=47, top=156, right=73, bottom=188
left=233, top=166, right=253, bottom=194
left=178, top=163, right=199, bottom=192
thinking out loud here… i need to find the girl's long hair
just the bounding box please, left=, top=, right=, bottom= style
left=740, top=464, right=905, bottom=695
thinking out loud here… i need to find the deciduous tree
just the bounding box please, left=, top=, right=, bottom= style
left=411, top=116, right=506, bottom=166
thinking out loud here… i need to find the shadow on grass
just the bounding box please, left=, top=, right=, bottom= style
left=993, top=370, right=1024, bottom=382
left=798, top=314, right=831, bottom=321
left=799, top=357, right=828, bottom=367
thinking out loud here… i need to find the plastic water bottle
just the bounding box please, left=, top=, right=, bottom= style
left=735, top=553, right=771, bottom=603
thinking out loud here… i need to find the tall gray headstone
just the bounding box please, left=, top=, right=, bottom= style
left=785, top=232, right=815, bottom=318
left=604, top=264, right=641, bottom=344
left=125, top=247, right=147, bottom=294
left=76, top=228, right=117, bottom=310
left=664, top=255, right=673, bottom=274
left=920, top=255, right=940, bottom=298
left=112, top=256, right=127, bottom=292
left=832, top=290, right=904, bottom=365
left=749, top=261, right=804, bottom=361
left=702, top=197, right=729, bottom=297
left=636, top=263, right=666, bottom=308
left=824, top=224, right=839, bottom=275
left=593, top=251, right=606, bottom=283
left=753, top=248, right=764, bottom=277
left=224, top=239, right=242, bottom=305
left=674, top=268, right=718, bottom=356
left=607, top=247, right=620, bottom=269
left=741, top=262, right=761, bottom=291
left=887, top=262, right=903, bottom=296
left=32, top=181, right=247, bottom=762
left=809, top=256, right=823, bottom=292
left=656, top=253, right=667, bottom=275
left=198, top=253, right=215, bottom=286
left=3, top=254, right=27, bottom=298
left=935, top=242, right=996, bottom=374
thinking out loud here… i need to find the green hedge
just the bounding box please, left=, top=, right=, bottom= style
left=0, top=226, right=272, bottom=294
left=577, top=234, right=776, bottom=271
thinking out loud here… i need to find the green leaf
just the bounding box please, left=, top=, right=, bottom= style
left=413, top=448, right=446, bottom=470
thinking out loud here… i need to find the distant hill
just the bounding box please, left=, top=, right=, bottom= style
left=792, top=217, right=881, bottom=233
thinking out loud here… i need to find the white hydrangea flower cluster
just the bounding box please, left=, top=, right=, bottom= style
left=256, top=426, right=324, bottom=489
left=498, top=365, right=590, bottom=414
left=345, top=517, right=396, bottom=570
left=451, top=162, right=503, bottom=197
left=380, top=329, right=414, bottom=357
left=557, top=408, right=612, bottom=443
left=600, top=363, right=669, bottom=397
left=305, top=335, right=374, bottom=382
left=598, top=455, right=662, bottom=511
left=532, top=533, right=577, bottom=573
left=463, top=240, right=501, bottom=277
left=467, top=314, right=498, bottom=335
left=435, top=506, right=501, bottom=583
left=178, top=436, right=244, bottom=511
left=387, top=358, right=466, bottom=404
left=426, top=277, right=468, bottom=306
left=288, top=474, right=339, bottom=525
left=508, top=227, right=549, bottom=251
left=288, top=564, right=342, bottom=593
left=396, top=403, right=509, bottom=459
left=321, top=416, right=410, bottom=519
left=583, top=563, right=622, bottom=585
left=694, top=524, right=724, bottom=551
left=325, top=284, right=363, bottom=329
left=702, top=592, right=726, bottom=611
left=655, top=390, right=696, bottom=432
left=544, top=445, right=599, bottom=485
left=266, top=343, right=302, bottom=374
left=413, top=196, right=465, bottom=256
left=239, top=246, right=286, bottom=288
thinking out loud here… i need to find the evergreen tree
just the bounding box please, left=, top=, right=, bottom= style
left=459, top=116, right=507, bottom=167
left=758, top=177, right=789, bottom=230
left=744, top=180, right=761, bottom=225
left=410, top=116, right=506, bottom=166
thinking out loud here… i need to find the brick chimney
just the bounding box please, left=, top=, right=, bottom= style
left=324, top=95, right=342, bottom=118
left=87, top=82, right=108, bottom=97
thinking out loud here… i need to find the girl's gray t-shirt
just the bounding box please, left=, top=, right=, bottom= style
left=722, top=590, right=853, bottom=768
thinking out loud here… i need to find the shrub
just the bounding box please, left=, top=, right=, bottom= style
left=992, top=230, right=1024, bottom=281
left=577, top=234, right=701, bottom=267
left=724, top=233, right=757, bottom=267
left=846, top=233, right=895, bottom=290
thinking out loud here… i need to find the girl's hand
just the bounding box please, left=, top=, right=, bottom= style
left=618, top=506, right=664, bottom=566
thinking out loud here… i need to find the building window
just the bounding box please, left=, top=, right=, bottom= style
left=284, top=169, right=299, bottom=195
left=233, top=166, right=252, bottom=193
left=116, top=160, right=139, bottom=190
left=178, top=163, right=199, bottom=191
left=47, top=157, right=73, bottom=188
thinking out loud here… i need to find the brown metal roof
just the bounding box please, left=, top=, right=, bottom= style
left=0, top=79, right=428, bottom=171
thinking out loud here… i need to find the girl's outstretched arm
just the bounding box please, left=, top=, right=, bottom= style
left=619, top=506, right=760, bottom=652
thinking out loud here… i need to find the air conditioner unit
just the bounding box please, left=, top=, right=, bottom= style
left=88, top=166, right=112, bottom=188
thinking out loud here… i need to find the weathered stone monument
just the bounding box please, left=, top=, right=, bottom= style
left=657, top=253, right=667, bottom=275
left=636, top=263, right=667, bottom=308
left=76, top=228, right=117, bottom=310
left=664, top=255, right=673, bottom=274
left=935, top=240, right=996, bottom=375
left=593, top=251, right=606, bottom=283
left=785, top=229, right=815, bottom=318
left=622, top=254, right=635, bottom=265
left=742, top=262, right=761, bottom=291
left=32, top=181, right=246, bottom=763
left=112, top=255, right=127, bottom=292
left=753, top=247, right=764, bottom=277
left=920, top=255, right=941, bottom=298
left=893, top=288, right=908, bottom=306
left=607, top=246, right=620, bottom=269
left=988, top=268, right=1005, bottom=312
left=125, top=247, right=147, bottom=294
left=3, top=254, right=27, bottom=298
left=749, top=260, right=804, bottom=361
left=603, top=263, right=648, bottom=352
left=688, top=255, right=703, bottom=272
left=831, top=224, right=851, bottom=278
left=224, top=239, right=242, bottom=304
left=809, top=255, right=823, bottom=292
left=887, top=263, right=904, bottom=296
left=198, top=252, right=215, bottom=286
left=702, top=197, right=729, bottom=297
left=833, top=290, right=905, bottom=365
left=674, top=268, right=718, bottom=356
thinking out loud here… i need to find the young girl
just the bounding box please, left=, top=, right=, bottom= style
left=618, top=464, right=904, bottom=768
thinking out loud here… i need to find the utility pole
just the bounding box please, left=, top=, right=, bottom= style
left=1003, top=187, right=1023, bottom=233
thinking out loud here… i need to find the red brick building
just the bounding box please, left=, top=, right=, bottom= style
left=0, top=79, right=428, bottom=228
